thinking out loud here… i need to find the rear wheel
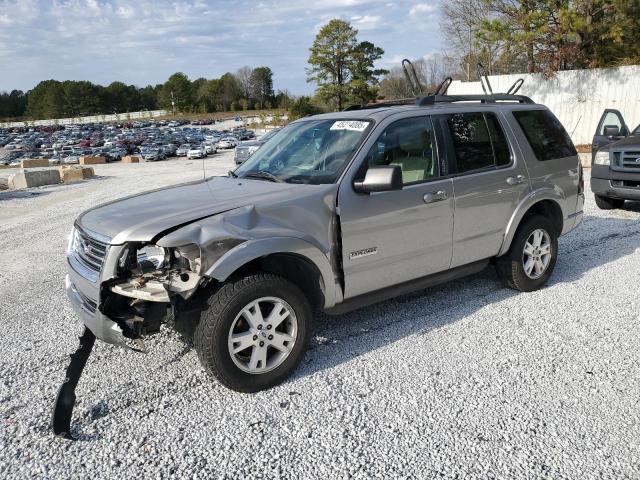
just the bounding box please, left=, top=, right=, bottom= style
left=496, top=215, right=558, bottom=292
left=194, top=272, right=311, bottom=393
left=594, top=195, right=624, bottom=210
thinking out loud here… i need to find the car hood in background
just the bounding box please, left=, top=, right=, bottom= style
left=78, top=176, right=321, bottom=244
left=602, top=136, right=640, bottom=151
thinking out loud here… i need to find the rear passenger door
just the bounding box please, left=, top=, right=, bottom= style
left=436, top=111, right=530, bottom=268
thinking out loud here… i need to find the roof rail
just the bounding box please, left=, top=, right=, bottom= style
left=343, top=98, right=415, bottom=111
left=416, top=94, right=534, bottom=106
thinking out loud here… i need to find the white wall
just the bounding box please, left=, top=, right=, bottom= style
left=447, top=65, right=640, bottom=145
left=0, top=109, right=169, bottom=128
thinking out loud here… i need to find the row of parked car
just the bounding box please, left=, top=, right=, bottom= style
left=0, top=121, right=257, bottom=166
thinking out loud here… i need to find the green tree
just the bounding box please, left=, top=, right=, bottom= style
left=250, top=67, right=274, bottom=109
left=307, top=19, right=358, bottom=110
left=289, top=96, right=321, bottom=120
left=307, top=19, right=387, bottom=110
left=218, top=73, right=241, bottom=111
left=158, top=72, right=193, bottom=112
left=348, top=41, right=388, bottom=106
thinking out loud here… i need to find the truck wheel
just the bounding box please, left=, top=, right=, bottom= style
left=496, top=215, right=558, bottom=292
left=194, top=272, right=311, bottom=393
left=594, top=195, right=624, bottom=210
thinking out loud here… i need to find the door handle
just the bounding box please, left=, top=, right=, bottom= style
left=423, top=190, right=448, bottom=204
left=506, top=175, right=525, bottom=185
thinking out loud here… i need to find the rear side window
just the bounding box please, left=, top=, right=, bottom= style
left=513, top=110, right=577, bottom=161
left=444, top=112, right=511, bottom=174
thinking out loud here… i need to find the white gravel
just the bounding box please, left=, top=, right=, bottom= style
left=1, top=157, right=639, bottom=479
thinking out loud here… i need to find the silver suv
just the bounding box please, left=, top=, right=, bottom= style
left=55, top=92, right=584, bottom=437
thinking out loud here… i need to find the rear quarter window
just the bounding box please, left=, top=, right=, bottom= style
left=513, top=110, right=577, bottom=161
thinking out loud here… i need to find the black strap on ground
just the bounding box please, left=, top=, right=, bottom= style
left=51, top=327, right=96, bottom=440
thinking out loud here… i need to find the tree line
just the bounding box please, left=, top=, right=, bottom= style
left=440, top=0, right=640, bottom=80
left=0, top=66, right=291, bottom=120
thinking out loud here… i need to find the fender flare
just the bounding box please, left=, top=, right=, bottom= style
left=204, top=236, right=339, bottom=309
left=497, top=188, right=566, bottom=257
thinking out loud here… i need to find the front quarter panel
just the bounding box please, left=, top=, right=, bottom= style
left=155, top=184, right=340, bottom=308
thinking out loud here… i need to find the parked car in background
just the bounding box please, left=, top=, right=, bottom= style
left=141, top=148, right=165, bottom=162
left=590, top=108, right=640, bottom=209
left=234, top=128, right=281, bottom=165
left=217, top=136, right=239, bottom=149
left=203, top=143, right=217, bottom=155
left=176, top=144, right=191, bottom=156
left=162, top=144, right=177, bottom=157
left=186, top=146, right=206, bottom=159
left=63, top=155, right=80, bottom=165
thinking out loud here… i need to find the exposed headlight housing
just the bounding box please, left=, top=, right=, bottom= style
left=594, top=150, right=610, bottom=166
left=137, top=245, right=167, bottom=270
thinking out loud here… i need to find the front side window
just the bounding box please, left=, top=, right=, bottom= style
left=234, top=119, right=372, bottom=184
left=364, top=116, right=438, bottom=185
left=445, top=112, right=511, bottom=174
left=513, top=109, right=577, bottom=161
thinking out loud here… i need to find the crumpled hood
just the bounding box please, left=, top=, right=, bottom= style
left=78, top=176, right=311, bottom=244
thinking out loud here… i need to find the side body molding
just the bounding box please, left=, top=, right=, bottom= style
left=497, top=187, right=566, bottom=257
left=205, top=236, right=340, bottom=309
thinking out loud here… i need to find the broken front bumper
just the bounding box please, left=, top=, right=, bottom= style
left=65, top=274, right=127, bottom=347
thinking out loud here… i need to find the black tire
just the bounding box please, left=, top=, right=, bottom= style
left=496, top=215, right=558, bottom=292
left=594, top=195, right=624, bottom=210
left=194, top=272, right=312, bottom=393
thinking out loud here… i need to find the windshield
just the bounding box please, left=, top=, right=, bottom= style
left=234, top=119, right=372, bottom=184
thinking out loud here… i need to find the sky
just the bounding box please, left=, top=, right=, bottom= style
left=0, top=0, right=443, bottom=95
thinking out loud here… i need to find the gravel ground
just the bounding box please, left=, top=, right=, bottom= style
left=1, top=157, right=639, bottom=479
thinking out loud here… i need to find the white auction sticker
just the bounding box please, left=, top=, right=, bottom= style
left=330, top=120, right=369, bottom=132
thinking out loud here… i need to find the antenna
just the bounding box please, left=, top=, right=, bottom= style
left=402, top=59, right=424, bottom=96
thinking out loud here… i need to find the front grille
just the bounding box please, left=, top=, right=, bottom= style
left=71, top=227, right=108, bottom=275
left=615, top=150, right=640, bottom=171
left=612, top=180, right=640, bottom=189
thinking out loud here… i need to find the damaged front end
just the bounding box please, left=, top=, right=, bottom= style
left=53, top=240, right=211, bottom=439
left=101, top=242, right=206, bottom=348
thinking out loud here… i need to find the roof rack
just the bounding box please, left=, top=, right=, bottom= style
left=416, top=93, right=534, bottom=105
left=343, top=63, right=532, bottom=111
left=402, top=59, right=424, bottom=96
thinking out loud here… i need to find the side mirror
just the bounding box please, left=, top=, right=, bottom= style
left=353, top=165, right=403, bottom=193
left=603, top=125, right=620, bottom=138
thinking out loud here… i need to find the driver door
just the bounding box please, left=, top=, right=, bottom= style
left=337, top=114, right=454, bottom=299
left=592, top=109, right=628, bottom=160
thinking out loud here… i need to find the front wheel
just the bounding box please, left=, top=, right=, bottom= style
left=496, top=215, right=558, bottom=292
left=194, top=273, right=311, bottom=393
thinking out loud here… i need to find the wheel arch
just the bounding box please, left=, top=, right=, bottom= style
left=204, top=237, right=338, bottom=310
left=498, top=193, right=564, bottom=257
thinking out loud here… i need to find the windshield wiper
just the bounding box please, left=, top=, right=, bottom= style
left=243, top=171, right=284, bottom=183
left=228, top=170, right=238, bottom=178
